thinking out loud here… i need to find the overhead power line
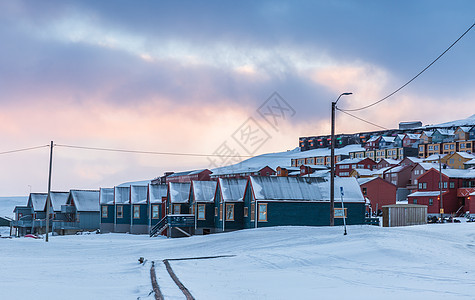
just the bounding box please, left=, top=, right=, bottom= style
left=54, top=144, right=257, bottom=158
left=337, top=108, right=388, bottom=130
left=0, top=145, right=50, bottom=155
left=340, top=22, right=474, bottom=112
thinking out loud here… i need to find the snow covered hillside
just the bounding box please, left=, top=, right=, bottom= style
left=0, top=196, right=27, bottom=218
left=1, top=223, right=474, bottom=299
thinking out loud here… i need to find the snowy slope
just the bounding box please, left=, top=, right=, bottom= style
left=211, top=144, right=364, bottom=174
left=1, top=223, right=475, bottom=299
left=0, top=196, right=28, bottom=218
left=423, top=114, right=475, bottom=129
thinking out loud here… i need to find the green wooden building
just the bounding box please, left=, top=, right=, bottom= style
left=100, top=188, right=115, bottom=233
left=214, top=178, right=247, bottom=233
left=243, top=176, right=365, bottom=229
left=189, top=180, right=217, bottom=235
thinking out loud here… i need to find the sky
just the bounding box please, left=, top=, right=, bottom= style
left=0, top=0, right=473, bottom=196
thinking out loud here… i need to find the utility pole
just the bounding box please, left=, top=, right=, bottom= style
left=45, top=141, right=53, bottom=242
left=439, top=154, right=444, bottom=221
left=330, top=93, right=352, bottom=226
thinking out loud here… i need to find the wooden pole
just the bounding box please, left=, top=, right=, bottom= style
left=45, top=141, right=53, bottom=242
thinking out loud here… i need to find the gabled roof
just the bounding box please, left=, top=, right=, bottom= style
left=357, top=177, right=379, bottom=185
left=455, top=152, right=475, bottom=159
left=366, top=136, right=381, bottom=143
left=191, top=181, right=217, bottom=203
left=424, top=154, right=444, bottom=162
left=405, top=133, right=421, bottom=140
left=49, top=192, right=69, bottom=212
left=68, top=190, right=100, bottom=212
left=217, top=178, right=247, bottom=202
left=422, top=131, right=434, bottom=137
left=456, top=126, right=471, bottom=133
left=464, top=159, right=475, bottom=165
left=405, top=157, right=424, bottom=163
left=441, top=168, right=475, bottom=179
left=378, top=158, right=400, bottom=165
left=352, top=168, right=376, bottom=177
left=100, top=188, right=114, bottom=205
left=114, top=186, right=130, bottom=204
left=380, top=136, right=395, bottom=143
left=168, top=182, right=191, bottom=203
left=249, top=176, right=364, bottom=203
left=28, top=193, right=47, bottom=212
left=131, top=185, right=148, bottom=204
left=434, top=128, right=455, bottom=136
left=149, top=184, right=167, bottom=204
left=211, top=166, right=273, bottom=176
left=415, top=162, right=440, bottom=171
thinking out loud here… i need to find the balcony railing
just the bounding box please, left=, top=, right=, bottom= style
left=167, top=214, right=195, bottom=227
left=61, top=205, right=76, bottom=213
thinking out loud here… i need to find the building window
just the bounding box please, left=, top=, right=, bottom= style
left=219, top=204, right=223, bottom=221
left=413, top=199, right=417, bottom=204
left=215, top=207, right=218, bottom=217
left=173, top=204, right=181, bottom=214
left=133, top=205, right=140, bottom=219
left=250, top=203, right=255, bottom=221
left=439, top=182, right=448, bottom=189
left=423, top=182, right=427, bottom=189
left=449, top=158, right=454, bottom=164
left=101, top=206, right=108, bottom=218
left=418, top=183, right=422, bottom=189
left=362, top=187, right=367, bottom=196
left=197, top=204, right=206, bottom=220
left=444, top=144, right=449, bottom=150
left=429, top=198, right=433, bottom=206
left=450, top=144, right=454, bottom=149
left=244, top=207, right=249, bottom=217
left=460, top=143, right=465, bottom=149
left=225, top=204, right=234, bottom=221
left=152, top=205, right=159, bottom=219
left=258, top=203, right=267, bottom=222
left=117, top=205, right=123, bottom=218
left=449, top=182, right=455, bottom=188
left=434, top=145, right=439, bottom=150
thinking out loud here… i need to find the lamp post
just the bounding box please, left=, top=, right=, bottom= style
left=330, top=92, right=352, bottom=226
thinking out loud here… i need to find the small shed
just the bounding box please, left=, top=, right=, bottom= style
left=130, top=185, right=149, bottom=234
left=382, top=204, right=427, bottom=227
left=190, top=180, right=217, bottom=235
left=100, top=188, right=115, bottom=233
left=114, top=186, right=131, bottom=233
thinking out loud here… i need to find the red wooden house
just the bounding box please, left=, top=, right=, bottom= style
left=358, top=177, right=397, bottom=216
left=336, top=158, right=376, bottom=177
left=407, top=168, right=475, bottom=216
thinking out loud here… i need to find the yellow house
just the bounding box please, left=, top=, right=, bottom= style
left=444, top=152, right=475, bottom=169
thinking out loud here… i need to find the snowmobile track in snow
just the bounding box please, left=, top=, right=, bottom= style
left=162, top=255, right=235, bottom=300
left=150, top=261, right=164, bottom=300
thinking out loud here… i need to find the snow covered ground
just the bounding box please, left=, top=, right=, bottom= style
left=1, top=223, right=474, bottom=299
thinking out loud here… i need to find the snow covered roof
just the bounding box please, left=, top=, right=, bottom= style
left=379, top=158, right=400, bottom=165
left=191, top=181, right=217, bottom=203
left=218, top=178, right=247, bottom=202
left=423, top=114, right=475, bottom=129
left=69, top=190, right=100, bottom=212
left=464, top=159, right=475, bottom=165
left=435, top=128, right=455, bottom=136
left=456, top=152, right=475, bottom=159
left=336, top=158, right=363, bottom=165
left=168, top=169, right=208, bottom=178
left=211, top=166, right=272, bottom=176
left=408, top=191, right=445, bottom=197
left=357, top=177, right=378, bottom=185
left=28, top=193, right=47, bottom=212
left=168, top=182, right=191, bottom=203
left=131, top=185, right=148, bottom=204
left=249, top=176, right=364, bottom=203
left=114, top=186, right=130, bottom=204
left=380, top=136, right=395, bottom=143
left=441, top=169, right=475, bottom=179
left=117, top=180, right=151, bottom=187
left=424, top=154, right=444, bottom=162
left=366, top=136, right=380, bottom=143
left=149, top=184, right=167, bottom=204
left=422, top=131, right=434, bottom=137
left=457, top=126, right=472, bottom=132
left=416, top=162, right=439, bottom=171
left=405, top=133, right=421, bottom=139
left=100, top=188, right=114, bottom=205
left=49, top=192, right=69, bottom=212
left=353, top=168, right=376, bottom=177
left=385, top=165, right=408, bottom=173
left=405, top=157, right=424, bottom=163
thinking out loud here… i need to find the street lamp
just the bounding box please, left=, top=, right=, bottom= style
left=330, top=92, right=352, bottom=226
